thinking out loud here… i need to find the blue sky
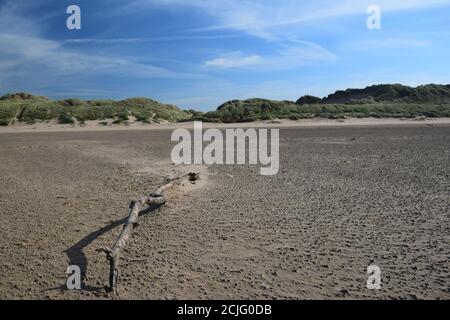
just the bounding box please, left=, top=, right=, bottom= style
left=1, top=0, right=450, bottom=110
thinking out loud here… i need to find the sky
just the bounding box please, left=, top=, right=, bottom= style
left=1, top=0, right=450, bottom=110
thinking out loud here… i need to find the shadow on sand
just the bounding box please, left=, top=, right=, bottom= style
left=50, top=204, right=163, bottom=294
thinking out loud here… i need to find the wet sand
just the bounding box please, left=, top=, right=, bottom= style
left=0, top=123, right=449, bottom=299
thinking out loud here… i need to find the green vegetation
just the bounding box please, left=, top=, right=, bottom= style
left=0, top=93, right=191, bottom=126
left=197, top=99, right=450, bottom=123
left=57, top=112, right=75, bottom=124
left=196, top=84, right=450, bottom=123
left=320, top=84, right=450, bottom=104
left=0, top=104, right=17, bottom=126
left=1, top=84, right=450, bottom=126
left=296, top=95, right=322, bottom=105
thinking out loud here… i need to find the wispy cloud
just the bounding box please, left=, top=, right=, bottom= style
left=63, top=33, right=242, bottom=44
left=205, top=53, right=262, bottom=68
left=343, top=38, right=431, bottom=51
left=204, top=41, right=337, bottom=70
left=43, top=88, right=115, bottom=97
left=0, top=33, right=192, bottom=78
left=125, top=0, right=450, bottom=39
left=0, top=1, right=200, bottom=89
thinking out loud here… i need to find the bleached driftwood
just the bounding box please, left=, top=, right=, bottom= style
left=102, top=173, right=199, bottom=291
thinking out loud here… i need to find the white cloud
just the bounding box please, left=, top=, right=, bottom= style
left=205, top=53, right=262, bottom=68
left=204, top=41, right=337, bottom=70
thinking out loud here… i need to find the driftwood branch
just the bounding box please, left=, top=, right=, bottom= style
left=104, top=173, right=199, bottom=291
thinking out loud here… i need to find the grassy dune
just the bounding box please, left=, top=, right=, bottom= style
left=194, top=99, right=450, bottom=123
left=0, top=93, right=191, bottom=126
left=1, top=84, right=450, bottom=126
left=194, top=84, right=450, bottom=123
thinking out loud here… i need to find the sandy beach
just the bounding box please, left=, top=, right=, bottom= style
left=1, top=117, right=450, bottom=134
left=0, top=121, right=449, bottom=299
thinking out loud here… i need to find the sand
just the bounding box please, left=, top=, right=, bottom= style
left=0, top=121, right=449, bottom=299
left=1, top=117, right=450, bottom=134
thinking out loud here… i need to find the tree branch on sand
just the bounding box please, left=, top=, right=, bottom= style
left=100, top=172, right=200, bottom=291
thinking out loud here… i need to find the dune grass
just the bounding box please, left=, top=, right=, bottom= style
left=193, top=99, right=450, bottom=123
left=0, top=93, right=192, bottom=125
left=1, top=84, right=450, bottom=126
